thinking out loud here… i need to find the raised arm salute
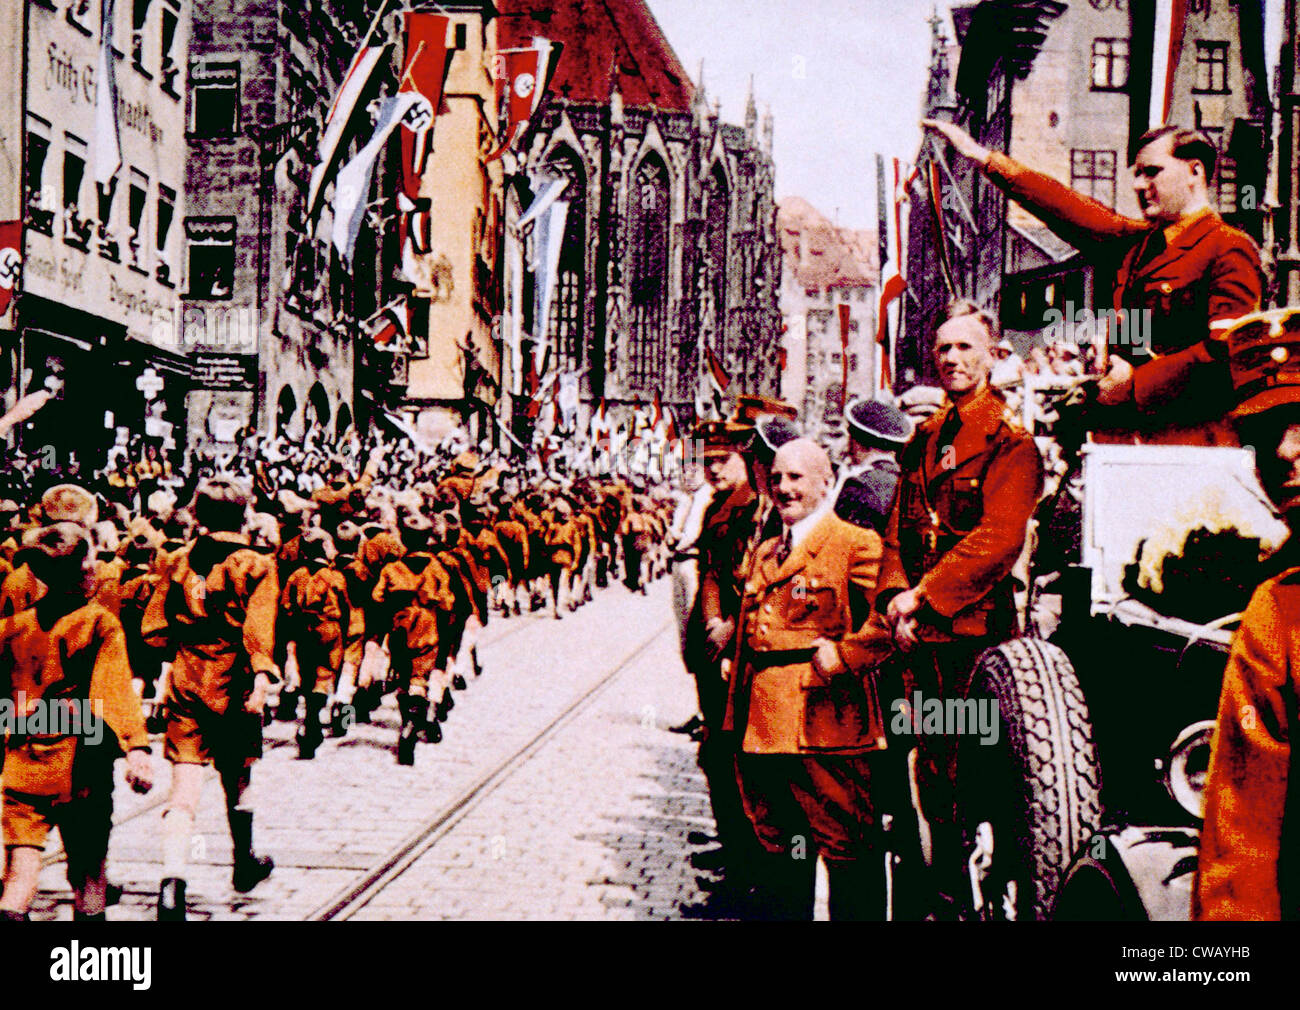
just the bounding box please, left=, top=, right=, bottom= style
left=922, top=118, right=1265, bottom=446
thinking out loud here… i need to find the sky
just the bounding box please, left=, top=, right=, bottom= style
left=648, top=0, right=1287, bottom=235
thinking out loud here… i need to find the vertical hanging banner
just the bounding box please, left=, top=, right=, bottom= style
left=485, top=38, right=564, bottom=163
left=332, top=92, right=432, bottom=263
left=1149, top=0, right=1189, bottom=128
left=306, top=44, right=389, bottom=221
left=876, top=157, right=907, bottom=391
left=94, top=0, right=122, bottom=185
left=837, top=302, right=851, bottom=413
left=0, top=220, right=21, bottom=319
left=399, top=12, right=453, bottom=197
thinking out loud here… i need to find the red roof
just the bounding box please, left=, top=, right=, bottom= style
left=778, top=197, right=878, bottom=290
left=496, top=0, right=695, bottom=111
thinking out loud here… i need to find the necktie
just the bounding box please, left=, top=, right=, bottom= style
left=775, top=528, right=792, bottom=565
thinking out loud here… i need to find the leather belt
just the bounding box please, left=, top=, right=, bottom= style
left=746, top=647, right=815, bottom=670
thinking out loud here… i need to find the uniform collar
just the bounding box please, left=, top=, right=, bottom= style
left=1162, top=205, right=1216, bottom=247
left=787, top=497, right=834, bottom=553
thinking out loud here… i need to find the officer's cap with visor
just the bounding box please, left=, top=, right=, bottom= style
left=845, top=397, right=914, bottom=452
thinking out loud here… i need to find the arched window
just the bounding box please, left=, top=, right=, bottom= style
left=306, top=381, right=330, bottom=433
left=706, top=165, right=729, bottom=345
left=541, top=150, right=586, bottom=373
left=628, top=155, right=670, bottom=391
left=276, top=386, right=297, bottom=437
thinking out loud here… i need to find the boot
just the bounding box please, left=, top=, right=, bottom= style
left=274, top=687, right=299, bottom=722
left=329, top=700, right=350, bottom=738
left=157, top=877, right=186, bottom=921
left=415, top=696, right=440, bottom=744
left=229, top=809, right=274, bottom=892
left=145, top=701, right=168, bottom=735
left=352, top=682, right=374, bottom=724
left=452, top=673, right=467, bottom=691
left=436, top=686, right=454, bottom=721
left=297, top=692, right=326, bottom=759
left=397, top=697, right=421, bottom=765
left=471, top=647, right=483, bottom=678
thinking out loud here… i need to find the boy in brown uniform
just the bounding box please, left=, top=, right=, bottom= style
left=280, top=530, right=350, bottom=759
left=0, top=523, right=153, bottom=921
left=142, top=478, right=279, bottom=920
left=373, top=510, right=456, bottom=763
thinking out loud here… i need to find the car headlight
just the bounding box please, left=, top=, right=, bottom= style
left=1161, top=720, right=1216, bottom=820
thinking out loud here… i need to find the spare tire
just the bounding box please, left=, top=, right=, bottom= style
left=956, top=638, right=1102, bottom=920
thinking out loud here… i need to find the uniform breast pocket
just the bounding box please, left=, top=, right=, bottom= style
left=950, top=476, right=982, bottom=530
left=785, top=582, right=841, bottom=628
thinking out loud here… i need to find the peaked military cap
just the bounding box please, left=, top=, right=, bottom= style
left=1226, top=308, right=1300, bottom=418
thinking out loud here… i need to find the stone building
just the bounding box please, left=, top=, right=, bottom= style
left=776, top=196, right=878, bottom=441
left=182, top=0, right=402, bottom=454
left=899, top=0, right=1272, bottom=390
left=496, top=0, right=782, bottom=441
left=2, top=0, right=191, bottom=469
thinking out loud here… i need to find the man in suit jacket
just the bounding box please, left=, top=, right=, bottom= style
left=923, top=119, right=1264, bottom=446
left=726, top=438, right=893, bottom=920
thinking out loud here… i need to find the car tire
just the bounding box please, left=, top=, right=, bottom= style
left=957, top=637, right=1103, bottom=920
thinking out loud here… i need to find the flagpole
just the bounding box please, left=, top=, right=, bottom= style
left=359, top=0, right=394, bottom=52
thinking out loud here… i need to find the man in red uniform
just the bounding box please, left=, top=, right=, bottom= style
left=923, top=119, right=1264, bottom=445
left=877, top=300, right=1044, bottom=916
left=1195, top=308, right=1300, bottom=919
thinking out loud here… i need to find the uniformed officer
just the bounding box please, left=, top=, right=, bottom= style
left=726, top=439, right=894, bottom=919
left=1194, top=307, right=1300, bottom=919
left=924, top=118, right=1265, bottom=446
left=876, top=299, right=1044, bottom=915
left=834, top=398, right=914, bottom=535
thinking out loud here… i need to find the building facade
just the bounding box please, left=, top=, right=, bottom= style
left=497, top=0, right=782, bottom=441
left=899, top=0, right=1271, bottom=389
left=183, top=0, right=403, bottom=456
left=776, top=196, right=878, bottom=441
left=5, top=0, right=191, bottom=470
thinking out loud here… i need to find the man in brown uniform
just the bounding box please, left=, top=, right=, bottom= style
left=142, top=478, right=279, bottom=920
left=0, top=524, right=153, bottom=921
left=1195, top=308, right=1300, bottom=919
left=877, top=300, right=1043, bottom=914
left=726, top=439, right=893, bottom=919
left=924, top=119, right=1264, bottom=445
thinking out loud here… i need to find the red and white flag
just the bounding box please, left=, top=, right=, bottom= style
left=399, top=13, right=452, bottom=201
left=876, top=157, right=913, bottom=392
left=307, top=44, right=388, bottom=221
left=837, top=302, right=851, bottom=413
left=371, top=299, right=410, bottom=350
left=0, top=221, right=21, bottom=318
left=485, top=39, right=563, bottom=163
left=1150, top=0, right=1189, bottom=128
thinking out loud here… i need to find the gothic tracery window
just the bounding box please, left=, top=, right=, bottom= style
left=628, top=155, right=670, bottom=390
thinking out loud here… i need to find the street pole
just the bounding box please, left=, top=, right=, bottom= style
left=1279, top=0, right=1300, bottom=305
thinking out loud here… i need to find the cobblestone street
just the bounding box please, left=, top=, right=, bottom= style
left=29, top=579, right=732, bottom=921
